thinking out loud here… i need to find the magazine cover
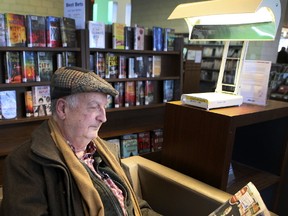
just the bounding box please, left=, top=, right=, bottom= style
left=209, top=182, right=270, bottom=216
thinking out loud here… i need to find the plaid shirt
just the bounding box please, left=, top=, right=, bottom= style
left=68, top=141, right=127, bottom=215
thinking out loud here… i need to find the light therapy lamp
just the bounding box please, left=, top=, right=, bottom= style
left=169, top=0, right=281, bottom=110
left=168, top=0, right=281, bottom=41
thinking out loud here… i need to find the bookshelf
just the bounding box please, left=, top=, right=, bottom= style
left=161, top=100, right=288, bottom=213
left=183, top=41, right=243, bottom=92
left=0, top=29, right=183, bottom=183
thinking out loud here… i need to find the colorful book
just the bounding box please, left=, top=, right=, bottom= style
left=124, top=26, right=134, bottom=50
left=114, top=82, right=125, bottom=108
left=94, top=52, right=106, bottom=78
left=163, top=80, right=174, bottom=102
left=60, top=17, right=76, bottom=47
left=112, top=22, right=125, bottom=49
left=134, top=25, right=144, bottom=50
left=118, top=55, right=127, bottom=78
left=24, top=90, right=34, bottom=117
left=138, top=131, right=151, bottom=154
left=125, top=81, right=135, bottom=107
left=0, top=90, right=17, bottom=120
left=145, top=80, right=155, bottom=105
left=152, top=55, right=161, bottom=77
left=120, top=133, right=138, bottom=158
left=32, top=85, right=51, bottom=117
left=46, top=16, right=61, bottom=47
left=152, top=26, right=163, bottom=51
left=106, top=94, right=113, bottom=109
left=150, top=128, right=163, bottom=152
left=26, top=15, right=46, bottom=47
left=4, top=51, right=22, bottom=84
left=5, top=13, right=26, bottom=47
left=88, top=21, right=105, bottom=48
left=163, top=28, right=175, bottom=51
left=21, top=51, right=37, bottom=82
left=0, top=13, right=6, bottom=47
left=135, top=81, right=145, bottom=106
left=36, top=52, right=53, bottom=81
left=105, top=138, right=121, bottom=158
left=105, top=53, right=118, bottom=78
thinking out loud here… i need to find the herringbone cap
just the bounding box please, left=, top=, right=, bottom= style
left=51, top=67, right=118, bottom=99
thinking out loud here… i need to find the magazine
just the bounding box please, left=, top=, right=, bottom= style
left=209, top=182, right=270, bottom=216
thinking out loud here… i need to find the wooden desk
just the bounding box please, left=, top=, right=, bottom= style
left=161, top=100, right=288, bottom=213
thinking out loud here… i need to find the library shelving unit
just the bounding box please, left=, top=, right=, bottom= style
left=85, top=31, right=184, bottom=161
left=0, top=30, right=184, bottom=183
left=0, top=30, right=86, bottom=183
left=161, top=100, right=288, bottom=213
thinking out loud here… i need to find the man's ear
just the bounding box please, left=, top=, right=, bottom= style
left=55, top=99, right=67, bottom=119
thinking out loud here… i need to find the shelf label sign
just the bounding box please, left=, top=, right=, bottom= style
left=64, top=0, right=86, bottom=29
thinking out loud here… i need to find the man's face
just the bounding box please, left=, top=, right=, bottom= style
left=62, top=92, right=108, bottom=143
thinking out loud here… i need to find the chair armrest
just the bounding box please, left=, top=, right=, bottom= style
left=121, top=156, right=232, bottom=215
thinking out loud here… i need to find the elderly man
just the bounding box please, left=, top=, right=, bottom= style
left=1, top=67, right=161, bottom=216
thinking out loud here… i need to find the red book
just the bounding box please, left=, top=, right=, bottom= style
left=125, top=81, right=135, bottom=107
left=26, top=15, right=46, bottom=47
left=5, top=13, right=26, bottom=47
left=138, top=131, right=151, bottom=154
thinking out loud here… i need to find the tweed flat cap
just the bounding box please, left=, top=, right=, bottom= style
left=51, top=66, right=118, bottom=99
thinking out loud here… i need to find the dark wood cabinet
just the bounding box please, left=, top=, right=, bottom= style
left=161, top=100, right=288, bottom=213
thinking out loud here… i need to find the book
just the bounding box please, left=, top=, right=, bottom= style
left=144, top=56, right=153, bottom=77
left=114, top=82, right=125, bottom=108
left=63, top=51, right=77, bottom=67
left=128, top=57, right=135, bottom=78
left=150, top=128, right=163, bottom=152
left=138, top=131, right=151, bottom=154
left=60, top=17, right=76, bottom=47
left=24, top=90, right=34, bottom=117
left=105, top=53, right=118, bottom=78
left=134, top=56, right=146, bottom=78
left=163, top=80, right=174, bottom=102
left=88, top=21, right=105, bottom=48
left=120, top=133, right=138, bottom=158
left=0, top=13, right=6, bottom=46
left=105, top=138, right=121, bottom=158
left=36, top=52, right=54, bottom=81
left=106, top=94, right=113, bottom=109
left=46, top=16, right=61, bottom=47
left=4, top=51, right=22, bottom=84
left=21, top=51, right=37, bottom=82
left=163, top=28, right=175, bottom=51
left=94, top=52, right=106, bottom=78
left=134, top=25, right=144, bottom=50
left=118, top=55, right=127, bottom=78
left=145, top=80, right=155, bottom=105
left=152, top=26, right=163, bottom=51
left=32, top=85, right=51, bottom=117
left=209, top=182, right=270, bottom=216
left=135, top=81, right=145, bottom=106
left=26, top=15, right=46, bottom=47
left=125, top=81, right=135, bottom=107
left=112, top=22, right=125, bottom=49
left=124, top=26, right=134, bottom=50
left=0, top=90, right=17, bottom=120
left=152, top=55, right=161, bottom=77
left=5, top=13, right=26, bottom=47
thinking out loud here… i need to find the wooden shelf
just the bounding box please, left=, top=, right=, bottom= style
left=227, top=161, right=280, bottom=194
